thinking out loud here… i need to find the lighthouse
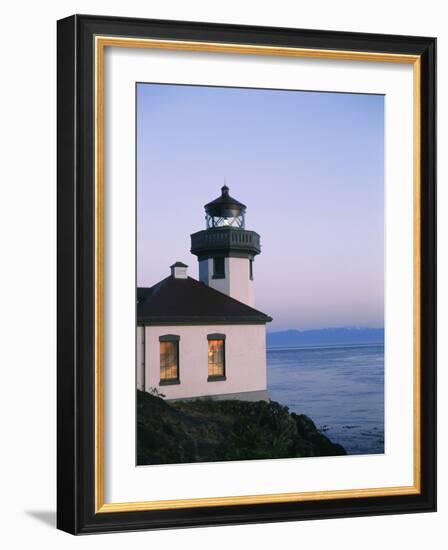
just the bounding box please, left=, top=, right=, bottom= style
left=190, top=185, right=260, bottom=307
left=136, top=184, right=271, bottom=402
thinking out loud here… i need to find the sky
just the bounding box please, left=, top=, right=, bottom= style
left=137, top=83, right=384, bottom=331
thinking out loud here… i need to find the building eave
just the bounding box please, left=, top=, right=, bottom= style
left=138, top=315, right=273, bottom=326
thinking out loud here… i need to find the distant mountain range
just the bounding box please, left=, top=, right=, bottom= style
left=266, top=327, right=384, bottom=349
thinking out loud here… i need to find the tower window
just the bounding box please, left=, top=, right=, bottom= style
left=159, top=335, right=180, bottom=384
left=249, top=259, right=254, bottom=280
left=207, top=334, right=226, bottom=380
left=213, top=257, right=225, bottom=279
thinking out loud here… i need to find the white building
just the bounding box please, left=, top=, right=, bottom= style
left=137, top=186, right=272, bottom=401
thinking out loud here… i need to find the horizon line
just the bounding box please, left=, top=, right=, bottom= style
left=267, top=326, right=385, bottom=333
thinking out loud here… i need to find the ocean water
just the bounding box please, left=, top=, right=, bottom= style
left=267, top=343, right=384, bottom=455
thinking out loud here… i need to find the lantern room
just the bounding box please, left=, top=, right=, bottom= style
left=204, top=185, right=246, bottom=229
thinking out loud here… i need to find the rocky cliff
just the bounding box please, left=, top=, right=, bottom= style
left=137, top=390, right=346, bottom=465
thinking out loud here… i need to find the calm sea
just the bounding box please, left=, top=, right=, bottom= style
left=267, top=343, right=384, bottom=455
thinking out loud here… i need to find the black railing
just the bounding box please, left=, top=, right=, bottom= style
left=191, top=228, right=261, bottom=257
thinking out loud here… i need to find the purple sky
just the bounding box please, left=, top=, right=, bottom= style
left=137, top=83, right=384, bottom=331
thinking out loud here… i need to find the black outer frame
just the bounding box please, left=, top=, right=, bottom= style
left=57, top=14, right=436, bottom=535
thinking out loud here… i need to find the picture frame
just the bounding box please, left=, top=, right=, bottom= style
left=57, top=14, right=436, bottom=534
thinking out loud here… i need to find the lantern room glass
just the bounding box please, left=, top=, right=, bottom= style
left=206, top=213, right=245, bottom=229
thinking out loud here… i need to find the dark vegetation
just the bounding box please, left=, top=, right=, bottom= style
left=137, top=390, right=346, bottom=465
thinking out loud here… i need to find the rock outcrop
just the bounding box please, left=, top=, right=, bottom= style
left=137, top=390, right=346, bottom=465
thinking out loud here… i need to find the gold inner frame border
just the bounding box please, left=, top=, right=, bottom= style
left=94, top=35, right=421, bottom=514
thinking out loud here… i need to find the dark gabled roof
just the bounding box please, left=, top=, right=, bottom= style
left=170, top=261, right=188, bottom=268
left=137, top=276, right=272, bottom=326
left=137, top=287, right=150, bottom=303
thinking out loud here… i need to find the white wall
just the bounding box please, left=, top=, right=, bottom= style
left=0, top=1, right=446, bottom=549
left=228, top=257, right=255, bottom=306
left=136, top=326, right=145, bottom=390
left=199, top=256, right=255, bottom=306
left=144, top=324, right=266, bottom=398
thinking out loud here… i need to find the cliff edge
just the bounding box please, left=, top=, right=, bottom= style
left=137, top=390, right=346, bottom=465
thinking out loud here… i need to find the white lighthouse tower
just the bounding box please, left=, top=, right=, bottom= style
left=190, top=185, right=261, bottom=307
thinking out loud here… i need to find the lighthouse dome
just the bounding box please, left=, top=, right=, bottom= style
left=204, top=185, right=246, bottom=229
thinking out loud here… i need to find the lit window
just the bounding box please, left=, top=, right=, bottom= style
left=207, top=334, right=226, bottom=380
left=159, top=335, right=180, bottom=384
